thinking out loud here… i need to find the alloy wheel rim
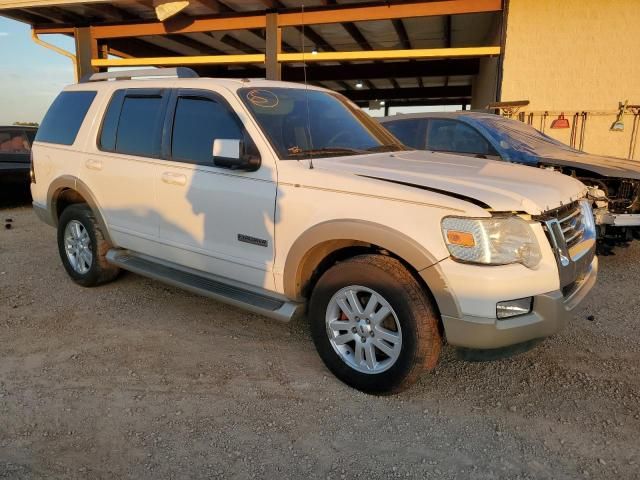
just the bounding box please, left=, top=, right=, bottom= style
left=64, top=220, right=92, bottom=275
left=325, top=285, right=402, bottom=374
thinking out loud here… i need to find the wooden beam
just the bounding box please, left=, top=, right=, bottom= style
left=278, top=47, right=500, bottom=62
left=265, top=12, right=281, bottom=80
left=212, top=59, right=480, bottom=82
left=93, top=54, right=265, bottom=67
left=279, top=0, right=501, bottom=26
left=88, top=0, right=501, bottom=40
left=74, top=26, right=97, bottom=79
left=91, top=46, right=499, bottom=67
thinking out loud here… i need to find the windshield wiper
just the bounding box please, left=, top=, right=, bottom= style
left=366, top=144, right=405, bottom=152
left=288, top=147, right=368, bottom=157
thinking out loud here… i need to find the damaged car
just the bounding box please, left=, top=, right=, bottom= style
left=380, top=112, right=640, bottom=243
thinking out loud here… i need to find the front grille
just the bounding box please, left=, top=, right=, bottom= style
left=556, top=202, right=585, bottom=251
left=618, top=180, right=636, bottom=200
left=537, top=200, right=596, bottom=291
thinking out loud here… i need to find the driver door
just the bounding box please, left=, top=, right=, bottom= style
left=155, top=88, right=277, bottom=290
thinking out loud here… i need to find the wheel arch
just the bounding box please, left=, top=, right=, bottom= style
left=283, top=220, right=442, bottom=302
left=47, top=175, right=113, bottom=244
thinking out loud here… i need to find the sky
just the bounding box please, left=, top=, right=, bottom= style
left=0, top=17, right=75, bottom=125
left=0, top=15, right=460, bottom=124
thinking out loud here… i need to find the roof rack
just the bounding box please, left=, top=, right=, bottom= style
left=80, top=67, right=199, bottom=83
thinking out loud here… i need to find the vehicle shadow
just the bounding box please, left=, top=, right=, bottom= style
left=0, top=183, right=31, bottom=210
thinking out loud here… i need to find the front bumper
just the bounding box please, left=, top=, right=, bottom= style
left=439, top=256, right=598, bottom=349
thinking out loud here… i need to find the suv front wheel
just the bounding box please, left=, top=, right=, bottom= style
left=309, top=254, right=441, bottom=394
left=57, top=204, right=119, bottom=287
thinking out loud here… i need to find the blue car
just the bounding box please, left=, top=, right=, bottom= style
left=380, top=112, right=640, bottom=241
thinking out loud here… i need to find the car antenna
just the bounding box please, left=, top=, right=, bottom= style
left=300, top=1, right=314, bottom=169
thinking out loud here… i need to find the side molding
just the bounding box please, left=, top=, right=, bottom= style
left=47, top=175, right=113, bottom=244
left=283, top=219, right=441, bottom=301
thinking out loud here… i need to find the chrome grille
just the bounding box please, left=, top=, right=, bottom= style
left=537, top=200, right=596, bottom=290
left=557, top=203, right=585, bottom=250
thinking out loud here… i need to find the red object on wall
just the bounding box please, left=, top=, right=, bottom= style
left=550, top=113, right=570, bottom=129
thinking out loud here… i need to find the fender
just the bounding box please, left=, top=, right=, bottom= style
left=283, top=219, right=444, bottom=301
left=46, top=175, right=114, bottom=244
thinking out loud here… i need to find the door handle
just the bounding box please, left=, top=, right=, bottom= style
left=85, top=159, right=103, bottom=171
left=161, top=172, right=187, bottom=186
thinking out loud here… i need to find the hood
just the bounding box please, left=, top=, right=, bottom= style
left=537, top=149, right=640, bottom=180
left=473, top=115, right=640, bottom=180
left=313, top=150, right=587, bottom=215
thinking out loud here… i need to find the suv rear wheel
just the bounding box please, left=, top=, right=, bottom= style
left=57, top=204, right=119, bottom=287
left=309, top=254, right=441, bottom=394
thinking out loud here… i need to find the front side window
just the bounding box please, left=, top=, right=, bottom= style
left=36, top=91, right=96, bottom=145
left=171, top=96, right=244, bottom=164
left=383, top=119, right=425, bottom=149
left=114, top=95, right=164, bottom=157
left=238, top=87, right=406, bottom=159
left=426, top=119, right=495, bottom=156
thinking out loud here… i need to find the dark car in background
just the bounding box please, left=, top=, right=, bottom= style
left=380, top=112, right=640, bottom=243
left=0, top=125, right=37, bottom=190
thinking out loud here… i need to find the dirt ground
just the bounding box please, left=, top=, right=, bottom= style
left=1, top=195, right=639, bottom=480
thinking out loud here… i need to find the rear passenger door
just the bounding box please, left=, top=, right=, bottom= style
left=155, top=88, right=277, bottom=289
left=82, top=88, right=169, bottom=248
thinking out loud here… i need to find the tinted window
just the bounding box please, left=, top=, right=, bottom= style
left=36, top=91, right=96, bottom=145
left=383, top=119, right=424, bottom=149
left=0, top=130, right=30, bottom=154
left=99, top=90, right=126, bottom=152
left=426, top=119, right=493, bottom=155
left=115, top=96, right=163, bottom=157
left=171, top=96, right=243, bottom=164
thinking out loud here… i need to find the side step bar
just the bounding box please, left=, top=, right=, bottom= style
left=106, top=250, right=302, bottom=322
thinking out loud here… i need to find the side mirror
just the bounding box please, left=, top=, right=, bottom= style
left=212, top=139, right=261, bottom=171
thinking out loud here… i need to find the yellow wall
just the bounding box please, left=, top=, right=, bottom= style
left=500, top=0, right=640, bottom=160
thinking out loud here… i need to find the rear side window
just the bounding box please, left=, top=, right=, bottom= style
left=426, top=119, right=495, bottom=156
left=36, top=91, right=96, bottom=145
left=383, top=119, right=424, bottom=149
left=116, top=96, right=163, bottom=157
left=98, top=89, right=166, bottom=158
left=171, top=96, right=243, bottom=164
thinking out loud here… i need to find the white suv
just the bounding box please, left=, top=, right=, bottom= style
left=31, top=68, right=597, bottom=393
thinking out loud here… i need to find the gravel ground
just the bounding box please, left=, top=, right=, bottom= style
left=1, top=198, right=639, bottom=480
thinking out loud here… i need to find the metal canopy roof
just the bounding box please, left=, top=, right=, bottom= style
left=0, top=0, right=503, bottom=107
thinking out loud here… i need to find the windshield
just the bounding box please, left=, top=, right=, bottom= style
left=481, top=115, right=579, bottom=154
left=238, top=87, right=407, bottom=159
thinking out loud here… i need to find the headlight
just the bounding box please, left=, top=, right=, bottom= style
left=441, top=215, right=542, bottom=268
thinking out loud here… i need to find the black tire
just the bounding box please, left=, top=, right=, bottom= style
left=57, top=204, right=119, bottom=287
left=309, top=254, right=441, bottom=394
